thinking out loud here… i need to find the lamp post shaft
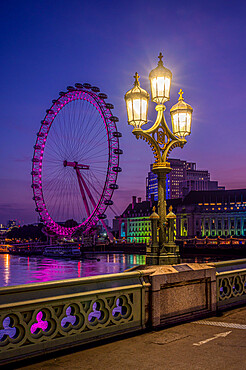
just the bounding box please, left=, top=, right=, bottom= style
left=152, top=166, right=171, bottom=253
left=157, top=171, right=167, bottom=250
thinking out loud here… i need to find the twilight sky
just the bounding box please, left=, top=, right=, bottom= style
left=0, top=0, right=246, bottom=225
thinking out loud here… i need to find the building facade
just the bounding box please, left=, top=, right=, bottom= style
left=116, top=196, right=179, bottom=243
left=116, top=189, right=246, bottom=242
left=176, top=189, right=246, bottom=238
left=146, top=158, right=224, bottom=200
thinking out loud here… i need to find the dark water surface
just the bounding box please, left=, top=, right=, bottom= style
left=0, top=252, right=240, bottom=287
left=0, top=253, right=146, bottom=287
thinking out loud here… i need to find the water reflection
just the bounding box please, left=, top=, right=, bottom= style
left=3, top=254, right=10, bottom=285
left=0, top=253, right=146, bottom=287
left=0, top=253, right=235, bottom=288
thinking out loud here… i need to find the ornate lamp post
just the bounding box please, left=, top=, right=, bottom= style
left=125, top=53, right=193, bottom=264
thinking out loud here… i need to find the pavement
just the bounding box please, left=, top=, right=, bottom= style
left=13, top=306, right=246, bottom=370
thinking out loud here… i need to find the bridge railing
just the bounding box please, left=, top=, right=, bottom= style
left=1, top=260, right=246, bottom=365
left=0, top=271, right=149, bottom=365
left=216, top=268, right=246, bottom=309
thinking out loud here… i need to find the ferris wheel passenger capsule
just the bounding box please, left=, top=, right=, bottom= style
left=83, top=83, right=91, bottom=89
left=91, top=86, right=100, bottom=92
left=113, top=131, right=122, bottom=137
left=109, top=184, right=119, bottom=190
left=109, top=116, right=119, bottom=122
left=75, top=83, right=83, bottom=88
left=98, top=93, right=108, bottom=99
left=105, top=103, right=114, bottom=109
left=98, top=214, right=107, bottom=219
left=112, top=166, right=122, bottom=172
left=113, top=149, right=123, bottom=155
left=104, top=200, right=114, bottom=205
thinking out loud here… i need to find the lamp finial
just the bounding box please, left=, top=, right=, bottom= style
left=158, top=52, right=164, bottom=66
left=134, top=72, right=140, bottom=86
left=152, top=206, right=156, bottom=212
left=178, top=89, right=184, bottom=101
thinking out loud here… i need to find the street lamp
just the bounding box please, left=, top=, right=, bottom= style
left=124, top=52, right=193, bottom=265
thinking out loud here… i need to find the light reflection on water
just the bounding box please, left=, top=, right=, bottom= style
left=0, top=254, right=146, bottom=287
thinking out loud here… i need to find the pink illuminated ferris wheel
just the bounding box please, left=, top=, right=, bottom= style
left=31, top=83, right=122, bottom=237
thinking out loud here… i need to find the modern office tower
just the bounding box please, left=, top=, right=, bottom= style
left=146, top=158, right=224, bottom=200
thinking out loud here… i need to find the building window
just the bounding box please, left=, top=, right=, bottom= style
left=224, top=219, right=228, bottom=229
left=211, top=219, right=215, bottom=230
left=237, top=219, right=241, bottom=229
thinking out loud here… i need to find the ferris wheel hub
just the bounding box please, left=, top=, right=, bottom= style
left=63, top=160, right=90, bottom=170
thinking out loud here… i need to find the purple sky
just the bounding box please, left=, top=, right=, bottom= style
left=0, top=0, right=246, bottom=225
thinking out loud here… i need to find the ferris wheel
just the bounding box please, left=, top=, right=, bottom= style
left=31, top=83, right=122, bottom=238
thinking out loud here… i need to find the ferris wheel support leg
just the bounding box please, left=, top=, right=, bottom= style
left=78, top=171, right=114, bottom=243
left=75, top=169, right=90, bottom=218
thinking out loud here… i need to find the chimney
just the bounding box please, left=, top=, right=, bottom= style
left=138, top=197, right=141, bottom=203
left=150, top=193, right=155, bottom=208
left=132, top=196, right=137, bottom=209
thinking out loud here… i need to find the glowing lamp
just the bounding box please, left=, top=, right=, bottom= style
left=149, top=53, right=172, bottom=105
left=124, top=72, right=149, bottom=128
left=170, top=89, right=193, bottom=138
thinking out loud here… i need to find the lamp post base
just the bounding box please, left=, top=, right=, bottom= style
left=146, top=253, right=180, bottom=266
left=158, top=253, right=180, bottom=265
left=146, top=254, right=159, bottom=266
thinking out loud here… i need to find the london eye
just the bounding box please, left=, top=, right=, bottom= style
left=31, top=83, right=122, bottom=238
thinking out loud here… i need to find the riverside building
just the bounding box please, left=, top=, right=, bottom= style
left=116, top=189, right=246, bottom=242
left=177, top=189, right=246, bottom=238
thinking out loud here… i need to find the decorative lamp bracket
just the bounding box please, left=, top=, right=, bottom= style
left=132, top=104, right=186, bottom=166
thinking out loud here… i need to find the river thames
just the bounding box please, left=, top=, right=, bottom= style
left=0, top=252, right=237, bottom=287
left=0, top=253, right=146, bottom=287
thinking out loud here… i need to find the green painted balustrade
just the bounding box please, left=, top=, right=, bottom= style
left=210, top=259, right=246, bottom=309
left=0, top=271, right=150, bottom=365
left=1, top=260, right=246, bottom=366
left=216, top=269, right=246, bottom=309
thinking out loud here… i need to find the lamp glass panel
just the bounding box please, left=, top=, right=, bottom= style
left=150, top=78, right=157, bottom=100
left=127, top=99, right=133, bottom=122
left=186, top=112, right=191, bottom=134
left=173, top=113, right=179, bottom=134
left=141, top=99, right=148, bottom=121
left=164, top=77, right=171, bottom=98
left=133, top=98, right=147, bottom=121
left=172, top=111, right=191, bottom=137
left=151, top=76, right=171, bottom=102
left=156, top=77, right=165, bottom=97
left=133, top=98, right=141, bottom=120
left=178, top=113, right=187, bottom=133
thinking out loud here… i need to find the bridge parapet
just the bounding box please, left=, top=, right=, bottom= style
left=0, top=271, right=150, bottom=365
left=216, top=268, right=246, bottom=310
left=1, top=260, right=246, bottom=365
